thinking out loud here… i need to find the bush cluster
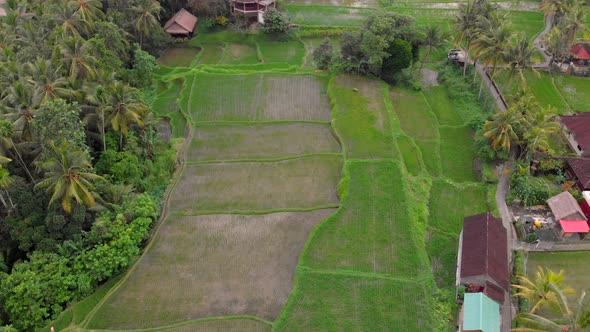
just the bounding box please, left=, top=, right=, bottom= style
left=0, top=194, right=158, bottom=331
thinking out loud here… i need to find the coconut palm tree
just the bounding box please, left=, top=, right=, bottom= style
left=543, top=27, right=570, bottom=69
left=25, top=58, right=75, bottom=105
left=35, top=143, right=103, bottom=213
left=48, top=3, right=90, bottom=39
left=559, top=4, right=589, bottom=44
left=0, top=119, right=35, bottom=184
left=514, top=267, right=573, bottom=314
left=506, top=37, right=537, bottom=90
left=484, top=107, right=523, bottom=152
left=67, top=0, right=104, bottom=27
left=522, top=106, right=561, bottom=159
left=419, top=25, right=446, bottom=71
left=514, top=285, right=590, bottom=331
left=473, top=23, right=512, bottom=79
left=104, top=81, right=147, bottom=150
left=131, top=0, right=162, bottom=47
left=58, top=37, right=97, bottom=80
left=453, top=0, right=478, bottom=75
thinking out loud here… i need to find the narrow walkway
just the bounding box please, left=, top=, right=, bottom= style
left=532, top=13, right=554, bottom=69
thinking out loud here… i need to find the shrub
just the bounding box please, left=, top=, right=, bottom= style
left=95, top=150, right=141, bottom=186
left=215, top=16, right=228, bottom=26
left=128, top=46, right=158, bottom=88
left=312, top=38, right=334, bottom=70
left=508, top=171, right=551, bottom=207
left=380, top=39, right=412, bottom=83
left=262, top=9, right=289, bottom=34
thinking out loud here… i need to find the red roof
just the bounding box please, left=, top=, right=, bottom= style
left=571, top=43, right=590, bottom=60
left=566, top=158, right=590, bottom=190
left=559, top=220, right=590, bottom=233
left=164, top=8, right=198, bottom=35
left=461, top=213, right=509, bottom=292
left=484, top=281, right=505, bottom=304
left=561, top=113, right=590, bottom=153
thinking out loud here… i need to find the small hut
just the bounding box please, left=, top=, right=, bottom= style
left=569, top=43, right=590, bottom=76
left=164, top=8, right=198, bottom=38
left=547, top=191, right=589, bottom=238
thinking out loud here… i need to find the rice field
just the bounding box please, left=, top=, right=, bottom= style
left=172, top=155, right=342, bottom=213
left=391, top=90, right=439, bottom=140
left=185, top=74, right=332, bottom=122
left=156, top=319, right=272, bottom=332
left=397, top=136, right=423, bottom=175
left=258, top=41, right=305, bottom=65
left=87, top=210, right=336, bottom=329
left=553, top=74, right=590, bottom=112
left=288, top=0, right=379, bottom=7
left=157, top=47, right=201, bottom=67
left=331, top=76, right=397, bottom=159
left=286, top=5, right=375, bottom=26
left=423, top=86, right=463, bottom=126
left=187, top=123, right=341, bottom=161
left=439, top=125, right=477, bottom=182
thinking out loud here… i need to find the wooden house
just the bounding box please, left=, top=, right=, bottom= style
left=560, top=113, right=590, bottom=156
left=230, top=0, right=276, bottom=23
left=570, top=43, right=590, bottom=76
left=566, top=158, right=590, bottom=192
left=164, top=8, right=198, bottom=38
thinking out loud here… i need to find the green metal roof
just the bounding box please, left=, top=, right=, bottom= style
left=463, top=293, right=501, bottom=332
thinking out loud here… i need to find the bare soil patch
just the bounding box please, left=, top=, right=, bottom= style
left=171, top=155, right=343, bottom=213
left=187, top=123, right=341, bottom=161
left=87, top=210, right=336, bottom=329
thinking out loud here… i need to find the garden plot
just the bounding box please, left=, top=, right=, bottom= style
left=331, top=76, right=397, bottom=159
left=301, top=160, right=429, bottom=278
left=439, top=125, right=477, bottom=182
left=87, top=210, right=336, bottom=329
left=187, top=74, right=332, bottom=121
left=171, top=155, right=342, bottom=213
left=187, top=123, right=341, bottom=161
left=157, top=319, right=271, bottom=332
left=275, top=273, right=434, bottom=331
left=391, top=90, right=439, bottom=140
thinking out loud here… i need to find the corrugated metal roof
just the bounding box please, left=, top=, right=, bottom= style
left=460, top=212, right=509, bottom=292
left=463, top=293, right=501, bottom=332
left=560, top=220, right=590, bottom=233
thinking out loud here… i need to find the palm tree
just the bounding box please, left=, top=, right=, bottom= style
left=506, top=37, right=537, bottom=90
left=49, top=3, right=90, bottom=39
left=473, top=23, right=512, bottom=79
left=25, top=58, right=75, bottom=105
left=0, top=119, right=35, bottom=184
left=522, top=106, right=561, bottom=159
left=131, top=0, right=162, bottom=47
left=453, top=0, right=477, bottom=75
left=67, top=0, right=104, bottom=27
left=514, top=286, right=590, bottom=331
left=420, top=25, right=446, bottom=71
left=104, top=81, right=147, bottom=150
left=514, top=267, right=573, bottom=314
left=543, top=27, right=570, bottom=69
left=35, top=143, right=103, bottom=213
left=483, top=107, right=522, bottom=152
left=559, top=4, right=589, bottom=44
left=1, top=78, right=38, bottom=141
left=58, top=37, right=97, bottom=80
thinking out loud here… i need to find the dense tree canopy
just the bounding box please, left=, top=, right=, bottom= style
left=0, top=0, right=176, bottom=329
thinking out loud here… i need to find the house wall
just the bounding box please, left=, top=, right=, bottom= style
left=562, top=126, right=584, bottom=156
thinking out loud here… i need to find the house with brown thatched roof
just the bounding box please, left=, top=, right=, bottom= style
left=164, top=8, right=198, bottom=38
left=560, top=113, right=590, bottom=156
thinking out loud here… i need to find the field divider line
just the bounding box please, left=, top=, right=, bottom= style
left=299, top=266, right=421, bottom=284
left=185, top=152, right=344, bottom=165
left=172, top=205, right=340, bottom=216
left=192, top=120, right=332, bottom=125
left=82, top=315, right=273, bottom=332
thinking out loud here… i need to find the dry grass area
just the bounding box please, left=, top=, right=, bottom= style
left=187, top=123, right=340, bottom=161
left=157, top=319, right=271, bottom=332
left=171, top=155, right=342, bottom=213
left=188, top=74, right=332, bottom=122
left=87, top=210, right=336, bottom=329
